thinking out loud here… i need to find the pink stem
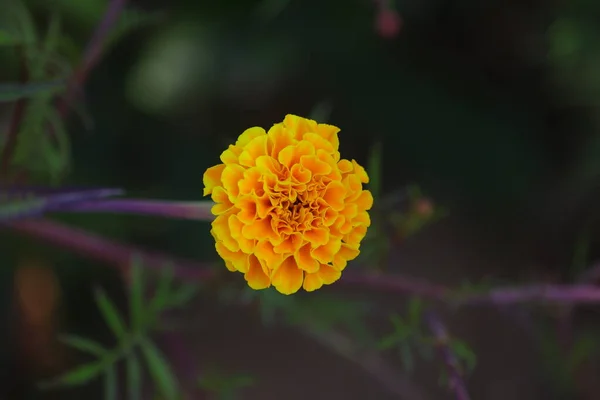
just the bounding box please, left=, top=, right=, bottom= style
left=8, top=219, right=215, bottom=281
left=424, top=311, right=471, bottom=400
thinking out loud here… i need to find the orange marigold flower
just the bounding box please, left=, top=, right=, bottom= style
left=203, top=114, right=373, bottom=295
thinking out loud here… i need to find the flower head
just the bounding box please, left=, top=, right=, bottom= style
left=203, top=114, right=373, bottom=294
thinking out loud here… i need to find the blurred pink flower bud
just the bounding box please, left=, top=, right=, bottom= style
left=415, top=198, right=434, bottom=217
left=375, top=8, right=402, bottom=39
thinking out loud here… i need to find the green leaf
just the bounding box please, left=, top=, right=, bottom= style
left=129, top=256, right=145, bottom=331
left=367, top=142, right=382, bottom=201
left=399, top=341, right=414, bottom=372
left=407, top=298, right=423, bottom=328
left=567, top=333, right=599, bottom=373
left=46, top=361, right=105, bottom=387
left=438, top=370, right=448, bottom=386
left=151, top=264, right=174, bottom=311
left=59, top=334, right=107, bottom=356
left=104, top=366, right=118, bottom=400
left=378, top=334, right=399, bottom=350
left=547, top=19, right=582, bottom=60
left=45, top=108, right=71, bottom=181
left=126, top=353, right=143, bottom=400
left=29, top=11, right=62, bottom=79
left=94, top=288, right=127, bottom=339
left=451, top=340, right=477, bottom=373
left=43, top=12, right=61, bottom=53
left=198, top=369, right=255, bottom=399
left=0, top=30, right=19, bottom=46
left=7, top=0, right=37, bottom=46
left=0, top=80, right=65, bottom=102
left=140, top=338, right=179, bottom=400
left=168, top=283, right=198, bottom=307
left=390, top=314, right=404, bottom=330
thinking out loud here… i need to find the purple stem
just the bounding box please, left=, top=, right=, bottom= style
left=343, top=273, right=600, bottom=306
left=424, top=311, right=471, bottom=400
left=461, top=284, right=600, bottom=305
left=9, top=219, right=600, bottom=308
left=53, top=199, right=214, bottom=221
left=0, top=188, right=124, bottom=221
left=341, top=272, right=450, bottom=300
left=8, top=219, right=215, bottom=281
left=57, top=0, right=128, bottom=118
left=0, top=185, right=119, bottom=195
left=160, top=329, right=207, bottom=400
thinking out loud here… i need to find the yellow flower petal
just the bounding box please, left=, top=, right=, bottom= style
left=236, top=196, right=257, bottom=224
left=323, top=181, right=346, bottom=211
left=272, top=257, right=304, bottom=295
left=239, top=167, right=264, bottom=196
left=245, top=255, right=271, bottom=289
left=241, top=215, right=275, bottom=239
left=316, top=123, right=340, bottom=149
left=332, top=244, right=360, bottom=271
left=220, top=145, right=241, bottom=165
left=283, top=114, right=318, bottom=140
left=202, top=164, right=225, bottom=196
left=294, top=243, right=319, bottom=273
left=268, top=124, right=295, bottom=158
left=302, top=271, right=323, bottom=292
left=311, top=236, right=342, bottom=264
left=317, top=264, right=341, bottom=285
left=215, top=242, right=248, bottom=272
left=355, top=190, right=374, bottom=212
left=300, top=154, right=331, bottom=176
left=238, top=134, right=270, bottom=167
left=304, top=226, right=329, bottom=247
left=236, top=127, right=266, bottom=146
left=255, top=240, right=284, bottom=270
left=228, top=214, right=255, bottom=253
left=338, top=159, right=353, bottom=173
left=221, top=164, right=245, bottom=200
left=352, top=159, right=369, bottom=183
left=210, top=186, right=233, bottom=215
left=345, top=225, right=368, bottom=246
left=212, top=215, right=239, bottom=252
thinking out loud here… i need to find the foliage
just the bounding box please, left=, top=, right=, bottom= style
left=43, top=259, right=197, bottom=400
left=198, top=368, right=255, bottom=400
left=378, top=298, right=476, bottom=380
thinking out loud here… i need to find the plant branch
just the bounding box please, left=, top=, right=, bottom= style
left=56, top=0, right=128, bottom=118
left=302, top=323, right=431, bottom=400
left=342, top=272, right=450, bottom=300
left=0, top=188, right=123, bottom=222
left=424, top=311, right=471, bottom=400
left=459, top=284, right=600, bottom=305
left=342, top=272, right=600, bottom=306
left=9, top=217, right=600, bottom=307
left=1, top=47, right=29, bottom=178
left=160, top=329, right=207, bottom=400
left=51, top=199, right=214, bottom=221
left=7, top=219, right=214, bottom=280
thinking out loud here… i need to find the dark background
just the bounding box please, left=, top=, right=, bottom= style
left=3, top=0, right=600, bottom=398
